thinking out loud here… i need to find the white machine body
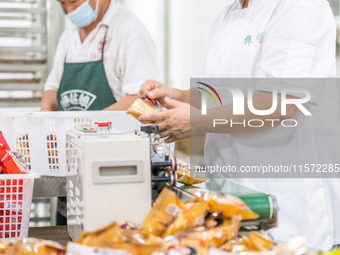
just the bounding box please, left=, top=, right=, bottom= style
left=66, top=131, right=152, bottom=240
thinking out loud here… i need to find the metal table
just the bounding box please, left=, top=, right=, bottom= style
left=28, top=226, right=71, bottom=246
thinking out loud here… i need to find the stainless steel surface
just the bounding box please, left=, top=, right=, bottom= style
left=33, top=176, right=66, bottom=198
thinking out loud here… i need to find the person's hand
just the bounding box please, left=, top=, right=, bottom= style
left=138, top=97, right=190, bottom=143
left=139, top=80, right=174, bottom=108
left=40, top=107, right=53, bottom=112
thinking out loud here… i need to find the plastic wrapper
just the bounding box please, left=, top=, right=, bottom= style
left=176, top=166, right=206, bottom=186
left=219, top=231, right=275, bottom=253
left=163, top=201, right=208, bottom=237
left=187, top=189, right=259, bottom=220
left=0, top=144, right=27, bottom=174
left=76, top=222, right=127, bottom=250
left=139, top=188, right=183, bottom=237
left=128, top=97, right=162, bottom=123
left=4, top=238, right=66, bottom=255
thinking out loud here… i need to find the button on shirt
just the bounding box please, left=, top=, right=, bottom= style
left=44, top=1, right=160, bottom=101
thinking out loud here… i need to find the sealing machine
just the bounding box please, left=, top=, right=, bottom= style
left=66, top=123, right=278, bottom=240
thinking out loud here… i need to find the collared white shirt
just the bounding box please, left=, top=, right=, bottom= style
left=44, top=1, right=160, bottom=101
left=200, top=0, right=340, bottom=250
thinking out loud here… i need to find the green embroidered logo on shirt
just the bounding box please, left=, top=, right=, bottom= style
left=244, top=31, right=264, bottom=46
left=244, top=35, right=252, bottom=46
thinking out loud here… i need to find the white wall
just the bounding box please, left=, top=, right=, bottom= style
left=167, top=0, right=233, bottom=90
left=120, top=0, right=167, bottom=82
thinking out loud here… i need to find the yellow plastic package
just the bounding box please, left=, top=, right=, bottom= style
left=128, top=97, right=162, bottom=123
left=139, top=188, right=183, bottom=237
left=4, top=238, right=66, bottom=255
left=163, top=201, right=208, bottom=237
left=76, top=222, right=128, bottom=250
left=176, top=166, right=207, bottom=186
left=219, top=231, right=276, bottom=252
left=187, top=189, right=259, bottom=220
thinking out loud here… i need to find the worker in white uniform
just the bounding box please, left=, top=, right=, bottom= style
left=41, top=0, right=159, bottom=111
left=138, top=0, right=340, bottom=250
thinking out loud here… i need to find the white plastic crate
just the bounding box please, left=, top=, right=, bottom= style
left=0, top=111, right=141, bottom=176
left=0, top=174, right=39, bottom=239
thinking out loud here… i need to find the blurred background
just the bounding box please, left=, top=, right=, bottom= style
left=3, top=0, right=339, bottom=109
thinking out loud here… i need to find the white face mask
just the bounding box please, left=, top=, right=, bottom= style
left=67, top=0, right=99, bottom=28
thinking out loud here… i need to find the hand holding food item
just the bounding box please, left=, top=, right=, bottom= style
left=187, top=189, right=259, bottom=220
left=128, top=97, right=163, bottom=123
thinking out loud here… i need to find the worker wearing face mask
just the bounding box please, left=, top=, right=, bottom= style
left=41, top=0, right=160, bottom=111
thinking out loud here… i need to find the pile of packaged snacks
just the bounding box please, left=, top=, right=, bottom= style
left=0, top=188, right=309, bottom=255
left=176, top=165, right=207, bottom=186
left=71, top=188, right=258, bottom=255
left=128, top=97, right=163, bottom=123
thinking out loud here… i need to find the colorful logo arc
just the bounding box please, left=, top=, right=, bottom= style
left=196, top=82, right=223, bottom=106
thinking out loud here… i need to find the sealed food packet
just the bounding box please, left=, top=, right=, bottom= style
left=4, top=238, right=66, bottom=255
left=176, top=166, right=206, bottom=186
left=219, top=231, right=275, bottom=253
left=138, top=188, right=183, bottom=237
left=0, top=144, right=27, bottom=174
left=128, top=97, right=163, bottom=123
left=187, top=189, right=259, bottom=220
left=76, top=222, right=128, bottom=250
left=163, top=201, right=208, bottom=237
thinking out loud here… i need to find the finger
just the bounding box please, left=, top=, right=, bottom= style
left=139, top=80, right=158, bottom=97
left=164, top=97, right=184, bottom=109
left=138, top=111, right=167, bottom=122
left=147, top=87, right=168, bottom=100
left=156, top=121, right=168, bottom=132
left=157, top=129, right=171, bottom=138
left=165, top=135, right=175, bottom=143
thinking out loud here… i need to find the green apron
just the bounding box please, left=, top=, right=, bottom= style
left=57, top=28, right=116, bottom=111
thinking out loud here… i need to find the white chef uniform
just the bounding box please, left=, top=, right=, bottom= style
left=200, top=0, right=340, bottom=250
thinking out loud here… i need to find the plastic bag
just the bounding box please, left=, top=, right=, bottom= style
left=187, top=189, right=259, bottom=220
left=219, top=231, right=275, bottom=252
left=4, top=238, right=66, bottom=255
left=139, top=188, right=183, bottom=237
left=163, top=201, right=208, bottom=237
left=0, top=144, right=27, bottom=174
left=76, top=222, right=127, bottom=250
left=128, top=97, right=162, bottom=123
left=176, top=166, right=206, bottom=186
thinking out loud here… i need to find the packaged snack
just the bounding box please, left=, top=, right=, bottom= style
left=176, top=166, right=206, bottom=186
left=76, top=222, right=127, bottom=250
left=187, top=189, right=258, bottom=220
left=128, top=97, right=162, bottom=123
left=163, top=201, right=208, bottom=237
left=139, top=188, right=183, bottom=237
left=248, top=231, right=276, bottom=251
left=219, top=231, right=275, bottom=253
left=0, top=240, right=8, bottom=253
left=0, top=144, right=27, bottom=174
left=5, top=238, right=66, bottom=255
left=0, top=132, right=10, bottom=151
